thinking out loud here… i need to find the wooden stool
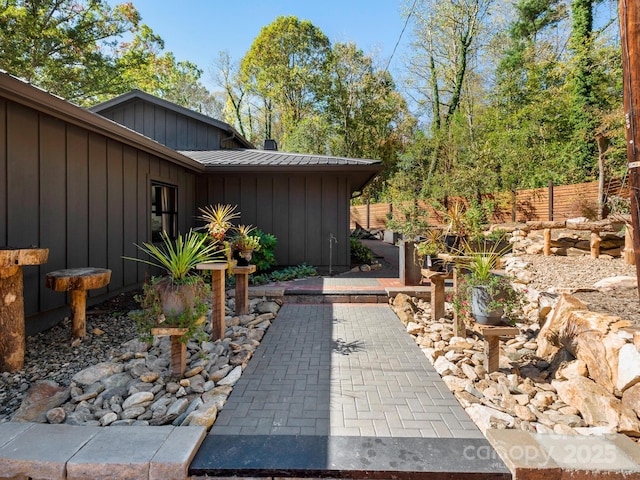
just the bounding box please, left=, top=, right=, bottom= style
left=421, top=268, right=453, bottom=321
left=196, top=262, right=228, bottom=340
left=45, top=268, right=111, bottom=338
left=474, top=324, right=519, bottom=373
left=0, top=247, right=49, bottom=371
left=232, top=265, right=256, bottom=315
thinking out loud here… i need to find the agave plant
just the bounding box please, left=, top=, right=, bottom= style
left=126, top=229, right=224, bottom=283
left=199, top=204, right=240, bottom=242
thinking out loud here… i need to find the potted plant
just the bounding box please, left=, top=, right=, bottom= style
left=230, top=224, right=261, bottom=266
left=385, top=204, right=429, bottom=285
left=442, top=200, right=468, bottom=252
left=125, top=229, right=224, bottom=341
left=199, top=203, right=240, bottom=243
left=452, top=241, right=522, bottom=325
left=416, top=229, right=446, bottom=272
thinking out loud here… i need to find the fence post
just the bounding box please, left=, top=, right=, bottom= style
left=548, top=180, right=554, bottom=221
left=366, top=198, right=370, bottom=230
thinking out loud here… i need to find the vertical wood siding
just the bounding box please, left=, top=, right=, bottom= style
left=0, top=99, right=197, bottom=333
left=98, top=100, right=240, bottom=151
left=197, top=173, right=351, bottom=270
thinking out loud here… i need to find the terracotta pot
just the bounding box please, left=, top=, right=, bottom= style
left=154, top=277, right=203, bottom=319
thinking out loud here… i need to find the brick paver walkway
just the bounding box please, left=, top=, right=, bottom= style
left=212, top=304, right=480, bottom=438
left=190, top=302, right=509, bottom=478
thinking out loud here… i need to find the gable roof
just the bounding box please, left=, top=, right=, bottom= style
left=0, top=72, right=205, bottom=173
left=90, top=89, right=254, bottom=149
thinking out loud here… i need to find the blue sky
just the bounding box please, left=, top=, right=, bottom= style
left=122, top=1, right=410, bottom=90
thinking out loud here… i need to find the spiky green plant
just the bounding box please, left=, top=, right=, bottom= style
left=125, top=230, right=224, bottom=283
left=199, top=204, right=240, bottom=242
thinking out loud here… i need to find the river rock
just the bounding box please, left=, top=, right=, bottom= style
left=12, top=380, right=70, bottom=423
left=46, top=407, right=66, bottom=424
left=122, top=391, right=154, bottom=410
left=217, top=365, right=242, bottom=386
left=72, top=362, right=124, bottom=386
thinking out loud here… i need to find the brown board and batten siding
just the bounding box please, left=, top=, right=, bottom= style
left=91, top=90, right=251, bottom=151
left=0, top=75, right=200, bottom=334
left=196, top=172, right=352, bottom=271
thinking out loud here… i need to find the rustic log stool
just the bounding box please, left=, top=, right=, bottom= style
left=196, top=262, right=228, bottom=341
left=0, top=247, right=49, bottom=372
left=421, top=268, right=453, bottom=322
left=473, top=324, right=519, bottom=373
left=232, top=265, right=256, bottom=315
left=45, top=268, right=111, bottom=338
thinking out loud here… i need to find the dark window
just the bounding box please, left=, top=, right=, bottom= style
left=151, top=182, right=178, bottom=241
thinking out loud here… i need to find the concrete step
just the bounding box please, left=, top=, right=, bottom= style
left=487, top=430, right=640, bottom=479
left=0, top=422, right=206, bottom=480
left=188, top=434, right=511, bottom=479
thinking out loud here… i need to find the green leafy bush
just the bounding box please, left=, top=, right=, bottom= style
left=251, top=229, right=278, bottom=272
left=350, top=237, right=374, bottom=265
left=249, top=264, right=317, bottom=284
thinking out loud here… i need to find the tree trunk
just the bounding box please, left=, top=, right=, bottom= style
left=0, top=267, right=25, bottom=372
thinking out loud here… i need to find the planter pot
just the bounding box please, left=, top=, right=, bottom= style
left=233, top=249, right=254, bottom=266
left=154, top=278, right=203, bottom=318
left=444, top=234, right=465, bottom=252
left=423, top=255, right=445, bottom=272
left=399, top=240, right=422, bottom=286
left=470, top=285, right=506, bottom=326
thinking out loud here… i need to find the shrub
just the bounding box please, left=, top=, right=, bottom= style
left=251, top=229, right=278, bottom=272
left=350, top=237, right=374, bottom=265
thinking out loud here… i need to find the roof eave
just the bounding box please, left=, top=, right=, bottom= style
left=0, top=73, right=204, bottom=173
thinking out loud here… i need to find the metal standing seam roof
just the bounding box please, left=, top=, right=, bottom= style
left=179, top=149, right=382, bottom=167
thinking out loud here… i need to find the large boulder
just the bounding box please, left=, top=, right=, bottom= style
left=553, top=377, right=640, bottom=436
left=536, top=294, right=588, bottom=360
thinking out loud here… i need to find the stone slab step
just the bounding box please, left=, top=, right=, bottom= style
left=284, top=292, right=390, bottom=304
left=189, top=434, right=511, bottom=479
left=487, top=429, right=640, bottom=479
left=226, top=287, right=285, bottom=299
left=0, top=423, right=206, bottom=480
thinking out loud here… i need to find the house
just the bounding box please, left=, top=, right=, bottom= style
left=0, top=74, right=381, bottom=334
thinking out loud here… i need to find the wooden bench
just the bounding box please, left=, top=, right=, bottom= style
left=45, top=268, right=111, bottom=338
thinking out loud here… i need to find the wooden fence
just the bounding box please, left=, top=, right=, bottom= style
left=351, top=178, right=628, bottom=230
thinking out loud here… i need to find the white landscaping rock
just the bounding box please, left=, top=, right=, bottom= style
left=593, top=276, right=638, bottom=291
left=465, top=404, right=515, bottom=434
left=217, top=365, right=243, bottom=386
left=617, top=343, right=640, bottom=392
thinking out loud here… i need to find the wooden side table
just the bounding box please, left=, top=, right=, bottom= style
left=0, top=247, right=49, bottom=372
left=232, top=265, right=256, bottom=315
left=45, top=268, right=111, bottom=338
left=420, top=268, right=453, bottom=321
left=473, top=324, right=519, bottom=373
left=196, top=262, right=228, bottom=340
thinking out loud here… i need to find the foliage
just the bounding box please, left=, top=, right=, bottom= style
left=124, top=230, right=224, bottom=283
left=240, top=15, right=331, bottom=141
left=199, top=204, right=240, bottom=243
left=450, top=240, right=522, bottom=324
left=0, top=0, right=139, bottom=102
left=350, top=238, right=375, bottom=265
left=416, top=229, right=446, bottom=257
left=131, top=276, right=209, bottom=344
left=250, top=229, right=278, bottom=272
left=259, top=264, right=318, bottom=283
left=229, top=224, right=261, bottom=256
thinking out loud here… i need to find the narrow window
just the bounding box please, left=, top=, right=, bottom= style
left=151, top=182, right=178, bottom=241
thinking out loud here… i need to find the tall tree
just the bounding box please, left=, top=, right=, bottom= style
left=0, top=0, right=139, bottom=102
left=240, top=15, right=331, bottom=144
left=569, top=0, right=598, bottom=179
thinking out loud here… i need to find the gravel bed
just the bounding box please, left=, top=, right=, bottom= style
left=518, top=254, right=640, bottom=325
